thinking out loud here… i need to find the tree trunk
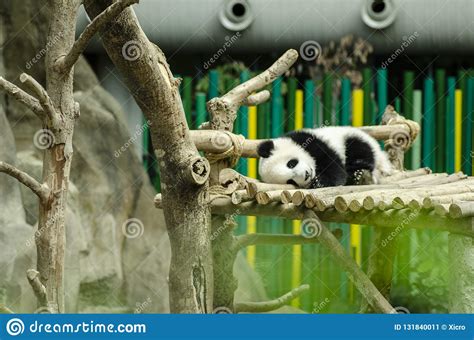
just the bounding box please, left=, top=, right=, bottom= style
left=84, top=0, right=214, bottom=313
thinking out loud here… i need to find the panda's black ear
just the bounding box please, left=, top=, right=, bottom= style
left=257, top=140, right=274, bottom=158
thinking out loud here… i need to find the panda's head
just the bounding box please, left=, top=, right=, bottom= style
left=257, top=138, right=316, bottom=188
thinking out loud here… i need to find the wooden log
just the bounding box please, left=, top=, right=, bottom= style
left=335, top=193, right=376, bottom=213
left=392, top=193, right=422, bottom=209
left=377, top=199, right=393, bottom=211
left=280, top=190, right=293, bottom=204
left=449, top=201, right=474, bottom=218
left=190, top=124, right=418, bottom=158
left=208, top=198, right=474, bottom=237
left=395, top=173, right=448, bottom=185
left=255, top=190, right=282, bottom=205
left=434, top=204, right=450, bottom=216
left=379, top=168, right=431, bottom=183
left=423, top=192, right=474, bottom=209
left=247, top=182, right=295, bottom=198
left=348, top=198, right=365, bottom=212
left=304, top=193, right=316, bottom=208
left=314, top=197, right=336, bottom=212
left=405, top=172, right=467, bottom=186
left=292, top=190, right=310, bottom=206
left=231, top=190, right=251, bottom=204
left=408, top=199, right=422, bottom=210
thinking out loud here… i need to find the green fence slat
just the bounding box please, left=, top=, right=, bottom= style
left=238, top=71, right=250, bottom=175
left=446, top=77, right=456, bottom=173
left=323, top=74, right=333, bottom=124
left=422, top=77, right=435, bottom=169
left=403, top=71, right=415, bottom=169
left=376, top=68, right=388, bottom=123
left=412, top=90, right=423, bottom=169
left=183, top=76, right=193, bottom=129
left=394, top=97, right=401, bottom=113
left=362, top=68, right=374, bottom=125
left=209, top=69, right=219, bottom=100
left=271, top=77, right=283, bottom=137
left=466, top=77, right=474, bottom=175
left=340, top=78, right=351, bottom=126
left=435, top=69, right=447, bottom=172
left=287, top=77, right=297, bottom=131
left=195, top=92, right=207, bottom=128
left=304, top=80, right=315, bottom=128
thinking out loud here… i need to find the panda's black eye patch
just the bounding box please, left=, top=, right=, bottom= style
left=287, top=179, right=297, bottom=186
left=287, top=159, right=299, bottom=169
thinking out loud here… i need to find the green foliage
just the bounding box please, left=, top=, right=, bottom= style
left=391, top=230, right=449, bottom=313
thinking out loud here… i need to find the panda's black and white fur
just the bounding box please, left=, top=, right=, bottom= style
left=257, top=127, right=393, bottom=188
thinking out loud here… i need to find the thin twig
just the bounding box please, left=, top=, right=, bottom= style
left=207, top=49, right=298, bottom=131
left=26, top=269, right=48, bottom=307
left=0, top=161, right=49, bottom=202
left=19, top=73, right=57, bottom=123
left=223, top=49, right=298, bottom=106
left=61, top=0, right=139, bottom=70
left=0, top=76, right=44, bottom=118
left=0, top=305, right=14, bottom=314
left=234, top=284, right=309, bottom=313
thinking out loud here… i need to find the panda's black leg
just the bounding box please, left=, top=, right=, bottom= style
left=347, top=169, right=373, bottom=185
left=345, top=136, right=376, bottom=186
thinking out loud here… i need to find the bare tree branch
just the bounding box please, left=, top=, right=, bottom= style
left=243, top=90, right=270, bottom=106
left=234, top=230, right=343, bottom=251
left=207, top=49, right=298, bottom=131
left=189, top=123, right=416, bottom=158
left=19, top=73, right=57, bottom=123
left=234, top=284, right=309, bottom=313
left=0, top=161, right=50, bottom=202
left=0, top=76, right=44, bottom=118
left=61, top=0, right=139, bottom=71
left=27, top=269, right=48, bottom=307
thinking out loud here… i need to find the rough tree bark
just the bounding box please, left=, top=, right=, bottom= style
left=84, top=0, right=213, bottom=313
left=0, top=0, right=135, bottom=313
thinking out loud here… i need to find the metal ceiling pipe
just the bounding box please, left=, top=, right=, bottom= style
left=78, top=0, right=474, bottom=54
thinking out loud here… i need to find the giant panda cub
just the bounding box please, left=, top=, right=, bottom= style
left=257, top=126, right=393, bottom=188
